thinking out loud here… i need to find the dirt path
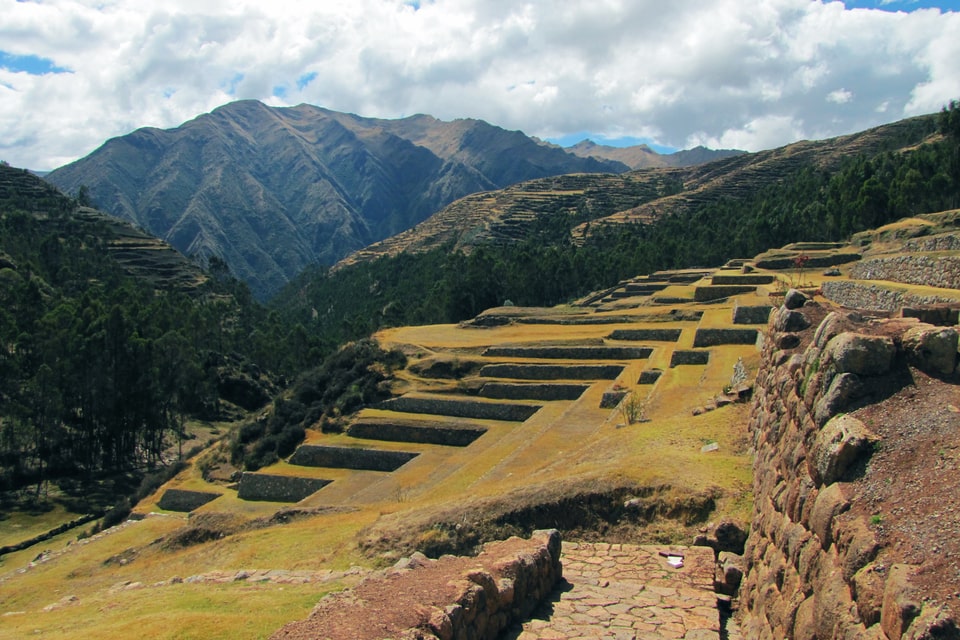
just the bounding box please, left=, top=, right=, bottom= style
left=503, top=542, right=738, bottom=640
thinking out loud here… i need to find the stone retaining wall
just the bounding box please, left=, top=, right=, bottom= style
left=733, top=305, right=773, bottom=325
left=379, top=395, right=541, bottom=421
left=607, top=328, right=682, bottom=342
left=289, top=445, right=419, bottom=471
left=157, top=489, right=222, bottom=512
left=821, top=281, right=958, bottom=312
left=479, top=382, right=589, bottom=401
left=693, top=285, right=758, bottom=301
left=347, top=421, right=487, bottom=447
left=850, top=254, right=960, bottom=290
left=711, top=274, right=775, bottom=285
left=739, top=304, right=959, bottom=639
left=638, top=369, right=663, bottom=384
left=271, top=530, right=563, bottom=640
left=754, top=253, right=861, bottom=270
left=692, top=328, right=759, bottom=347
left=902, top=233, right=960, bottom=252
left=482, top=345, right=652, bottom=359
left=670, top=350, right=710, bottom=367
left=478, top=363, right=624, bottom=380
left=237, top=473, right=331, bottom=502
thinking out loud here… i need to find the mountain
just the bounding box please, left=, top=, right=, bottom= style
left=0, top=163, right=207, bottom=293
left=339, top=114, right=942, bottom=265
left=46, top=100, right=628, bottom=299
left=567, top=140, right=743, bottom=170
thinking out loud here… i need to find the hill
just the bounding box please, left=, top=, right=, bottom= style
left=45, top=101, right=628, bottom=299
left=339, top=113, right=944, bottom=265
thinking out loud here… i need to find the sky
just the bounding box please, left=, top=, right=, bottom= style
left=1, top=0, right=959, bottom=170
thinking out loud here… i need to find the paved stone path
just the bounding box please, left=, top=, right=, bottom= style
left=503, top=542, right=732, bottom=640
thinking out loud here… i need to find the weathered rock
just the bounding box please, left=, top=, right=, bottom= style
left=773, top=306, right=811, bottom=332
left=882, top=565, right=923, bottom=640
left=813, top=372, right=862, bottom=426
left=808, top=414, right=879, bottom=486
left=813, top=312, right=847, bottom=349
left=903, top=605, right=960, bottom=640
left=785, top=289, right=809, bottom=309
left=717, top=551, right=745, bottom=595
left=808, top=483, right=852, bottom=549
left=776, top=332, right=802, bottom=350
left=821, top=332, right=896, bottom=377
left=852, top=564, right=886, bottom=628
left=902, top=324, right=958, bottom=375
left=834, top=519, right=879, bottom=581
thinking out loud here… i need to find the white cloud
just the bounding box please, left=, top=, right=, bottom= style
left=827, top=88, right=854, bottom=103
left=0, top=0, right=958, bottom=169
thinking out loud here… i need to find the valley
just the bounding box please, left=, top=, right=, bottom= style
left=1, top=102, right=959, bottom=639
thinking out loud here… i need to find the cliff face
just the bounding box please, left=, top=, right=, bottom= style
left=739, top=293, right=960, bottom=639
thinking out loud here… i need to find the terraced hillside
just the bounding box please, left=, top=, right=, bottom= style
left=4, top=218, right=960, bottom=638
left=0, top=164, right=207, bottom=293
left=339, top=113, right=939, bottom=266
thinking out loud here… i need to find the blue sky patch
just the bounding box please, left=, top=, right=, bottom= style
left=272, top=85, right=288, bottom=99
left=297, top=71, right=317, bottom=90
left=0, top=51, right=70, bottom=74
left=842, top=0, right=960, bottom=11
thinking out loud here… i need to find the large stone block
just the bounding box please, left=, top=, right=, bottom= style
left=821, top=332, right=896, bottom=377
left=881, top=564, right=922, bottom=640
left=902, top=324, right=958, bottom=375
left=808, top=414, right=879, bottom=486
left=808, top=483, right=852, bottom=550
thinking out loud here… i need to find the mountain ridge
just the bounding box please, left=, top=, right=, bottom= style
left=46, top=100, right=629, bottom=298
left=337, top=113, right=940, bottom=267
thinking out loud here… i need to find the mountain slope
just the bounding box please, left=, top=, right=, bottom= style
left=339, top=114, right=940, bottom=265
left=46, top=101, right=627, bottom=299
left=567, top=140, right=743, bottom=170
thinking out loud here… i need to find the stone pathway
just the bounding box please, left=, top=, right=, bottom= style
left=503, top=542, right=734, bottom=640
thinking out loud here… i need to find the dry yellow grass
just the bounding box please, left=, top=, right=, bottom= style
left=0, top=270, right=772, bottom=639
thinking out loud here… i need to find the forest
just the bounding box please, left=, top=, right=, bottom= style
left=1, top=100, right=958, bottom=500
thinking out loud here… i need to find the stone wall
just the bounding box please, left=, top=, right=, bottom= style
left=379, top=396, right=541, bottom=421
left=821, top=281, right=958, bottom=312
left=482, top=345, right=652, bottom=359
left=694, top=285, right=758, bottom=301
left=347, top=421, right=487, bottom=447
left=607, top=328, right=682, bottom=342
left=850, top=255, right=960, bottom=291
left=478, top=382, right=589, bottom=401
left=902, top=233, right=960, bottom=253
left=711, top=274, right=776, bottom=285
left=157, top=489, right=222, bottom=512
left=271, top=530, right=562, bottom=640
left=237, top=473, right=331, bottom=502
left=733, top=304, right=773, bottom=325
left=478, top=363, right=624, bottom=380
left=670, top=350, right=710, bottom=367
left=289, top=445, right=419, bottom=471
left=692, top=328, right=759, bottom=347
left=738, top=303, right=959, bottom=639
